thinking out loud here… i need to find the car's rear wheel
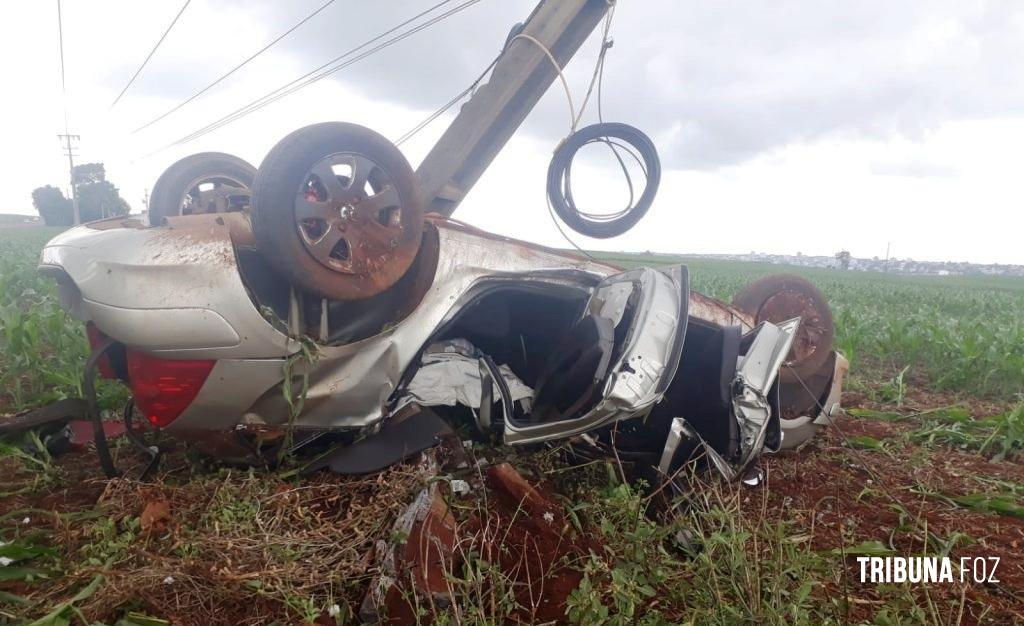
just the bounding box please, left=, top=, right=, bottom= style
left=148, top=152, right=256, bottom=225
left=252, top=122, right=424, bottom=301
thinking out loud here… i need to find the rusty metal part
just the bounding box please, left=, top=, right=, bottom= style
left=760, top=290, right=826, bottom=365
left=297, top=153, right=410, bottom=278
left=84, top=216, right=147, bottom=231
left=689, top=290, right=755, bottom=330
left=181, top=174, right=251, bottom=215
left=428, top=215, right=622, bottom=272
left=778, top=351, right=837, bottom=419
left=253, top=122, right=425, bottom=301
left=732, top=274, right=835, bottom=383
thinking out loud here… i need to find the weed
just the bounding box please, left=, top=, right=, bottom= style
left=878, top=365, right=912, bottom=406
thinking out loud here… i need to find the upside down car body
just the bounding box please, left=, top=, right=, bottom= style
left=38, top=208, right=846, bottom=478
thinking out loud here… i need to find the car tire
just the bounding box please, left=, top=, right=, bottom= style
left=732, top=274, right=835, bottom=385
left=252, top=122, right=424, bottom=301
left=149, top=152, right=256, bottom=225
left=733, top=274, right=835, bottom=451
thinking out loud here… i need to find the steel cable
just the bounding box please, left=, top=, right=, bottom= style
left=146, top=0, right=483, bottom=156
left=132, top=0, right=342, bottom=133
left=110, top=0, right=192, bottom=109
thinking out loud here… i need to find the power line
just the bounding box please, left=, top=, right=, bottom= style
left=171, top=0, right=476, bottom=147
left=110, top=0, right=192, bottom=109
left=56, top=0, right=67, bottom=101
left=132, top=0, right=341, bottom=134
left=394, top=51, right=500, bottom=146
left=151, top=0, right=482, bottom=154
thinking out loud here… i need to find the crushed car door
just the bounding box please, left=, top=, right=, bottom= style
left=658, top=317, right=800, bottom=483
left=502, top=265, right=689, bottom=444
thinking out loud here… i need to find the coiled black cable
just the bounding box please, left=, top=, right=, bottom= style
left=546, top=122, right=661, bottom=239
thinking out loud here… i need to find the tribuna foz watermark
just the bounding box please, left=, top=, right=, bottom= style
left=857, top=557, right=1000, bottom=584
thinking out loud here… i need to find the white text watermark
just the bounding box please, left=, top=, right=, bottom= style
left=857, top=557, right=1000, bottom=584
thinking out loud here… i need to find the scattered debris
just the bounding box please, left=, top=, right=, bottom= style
left=139, top=499, right=171, bottom=534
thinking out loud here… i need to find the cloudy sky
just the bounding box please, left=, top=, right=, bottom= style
left=2, top=0, right=1023, bottom=264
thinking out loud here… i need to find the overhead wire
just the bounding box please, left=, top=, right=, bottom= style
left=175, top=0, right=481, bottom=143
left=146, top=0, right=483, bottom=156
left=394, top=52, right=501, bottom=147
left=110, top=0, right=192, bottom=109
left=56, top=0, right=69, bottom=131
left=510, top=33, right=579, bottom=133
left=132, top=0, right=341, bottom=134
left=517, top=4, right=620, bottom=255
left=573, top=0, right=639, bottom=223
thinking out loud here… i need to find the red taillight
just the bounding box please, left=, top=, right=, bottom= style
left=126, top=350, right=215, bottom=428
left=85, top=322, right=116, bottom=379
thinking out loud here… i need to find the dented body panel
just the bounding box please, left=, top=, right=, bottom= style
left=39, top=213, right=839, bottom=458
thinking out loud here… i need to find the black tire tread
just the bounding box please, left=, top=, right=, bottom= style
left=149, top=152, right=256, bottom=225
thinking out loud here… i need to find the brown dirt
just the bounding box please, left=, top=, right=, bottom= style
left=3, top=387, right=1021, bottom=624
left=765, top=411, right=1024, bottom=625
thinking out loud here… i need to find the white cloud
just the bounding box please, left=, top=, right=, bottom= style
left=0, top=0, right=1021, bottom=264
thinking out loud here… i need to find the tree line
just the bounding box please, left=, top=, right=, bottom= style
left=31, top=163, right=130, bottom=226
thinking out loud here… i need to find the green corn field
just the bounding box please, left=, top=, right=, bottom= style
left=597, top=251, right=1024, bottom=400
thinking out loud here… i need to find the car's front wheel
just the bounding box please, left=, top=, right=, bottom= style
left=732, top=274, right=838, bottom=450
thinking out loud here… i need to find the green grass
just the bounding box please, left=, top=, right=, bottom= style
left=0, top=228, right=93, bottom=411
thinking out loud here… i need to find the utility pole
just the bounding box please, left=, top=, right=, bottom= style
left=417, top=0, right=610, bottom=216
left=57, top=133, right=81, bottom=224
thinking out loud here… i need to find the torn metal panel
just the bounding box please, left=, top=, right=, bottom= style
left=658, top=318, right=801, bottom=484
left=659, top=417, right=738, bottom=482
left=733, top=318, right=799, bottom=466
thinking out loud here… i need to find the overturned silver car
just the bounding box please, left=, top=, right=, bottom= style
left=39, top=208, right=845, bottom=479
left=37, top=0, right=845, bottom=480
